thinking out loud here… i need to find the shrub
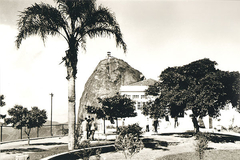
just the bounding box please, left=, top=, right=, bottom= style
left=115, top=133, right=144, bottom=159
left=117, top=123, right=143, bottom=137
left=106, top=125, right=116, bottom=129
left=195, top=132, right=209, bottom=160
left=74, top=129, right=101, bottom=160
left=229, top=126, right=240, bottom=133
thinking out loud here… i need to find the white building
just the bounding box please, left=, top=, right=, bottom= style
left=119, top=79, right=240, bottom=133
left=119, top=79, right=157, bottom=131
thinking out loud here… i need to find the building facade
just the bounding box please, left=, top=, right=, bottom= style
left=119, top=79, right=157, bottom=131
left=119, top=79, right=240, bottom=133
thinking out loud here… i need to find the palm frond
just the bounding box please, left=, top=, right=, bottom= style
left=56, top=0, right=96, bottom=33
left=16, top=3, right=66, bottom=48
left=80, top=36, right=87, bottom=52
left=75, top=4, right=127, bottom=53
left=56, top=0, right=96, bottom=19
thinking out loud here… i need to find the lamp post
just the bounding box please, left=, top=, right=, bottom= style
left=50, top=93, right=53, bottom=136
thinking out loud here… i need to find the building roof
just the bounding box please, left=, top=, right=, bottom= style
left=127, top=78, right=157, bottom=86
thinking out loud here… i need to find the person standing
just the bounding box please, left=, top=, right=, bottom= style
left=87, top=116, right=91, bottom=139
left=146, top=118, right=150, bottom=132
left=122, top=118, right=125, bottom=126
left=82, top=118, right=88, bottom=140
left=90, top=118, right=96, bottom=140
left=153, top=119, right=159, bottom=133
left=174, top=116, right=178, bottom=128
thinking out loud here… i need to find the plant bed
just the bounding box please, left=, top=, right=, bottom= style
left=28, top=141, right=114, bottom=160
left=42, top=144, right=115, bottom=160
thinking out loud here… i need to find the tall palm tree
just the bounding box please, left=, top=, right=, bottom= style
left=16, top=0, right=127, bottom=150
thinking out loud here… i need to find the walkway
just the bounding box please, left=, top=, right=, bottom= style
left=0, top=136, right=68, bottom=160
left=1, top=129, right=239, bottom=160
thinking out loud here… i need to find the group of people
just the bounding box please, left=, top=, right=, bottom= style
left=82, top=116, right=97, bottom=140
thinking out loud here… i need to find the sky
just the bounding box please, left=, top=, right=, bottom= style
left=1, top=0, right=240, bottom=123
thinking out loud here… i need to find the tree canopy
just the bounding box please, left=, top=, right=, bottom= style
left=86, top=93, right=136, bottom=124
left=0, top=95, right=6, bottom=119
left=144, top=58, right=240, bottom=131
left=5, top=105, right=47, bottom=144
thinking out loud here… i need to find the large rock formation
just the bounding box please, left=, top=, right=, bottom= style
left=77, top=56, right=144, bottom=121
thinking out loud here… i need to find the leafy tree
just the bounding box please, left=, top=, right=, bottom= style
left=142, top=97, right=168, bottom=120
left=145, top=58, right=240, bottom=132
left=5, top=105, right=47, bottom=144
left=0, top=95, right=6, bottom=119
left=87, top=93, right=136, bottom=131
left=15, top=0, right=126, bottom=150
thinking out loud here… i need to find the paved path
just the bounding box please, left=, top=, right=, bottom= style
left=99, top=131, right=240, bottom=160
left=0, top=133, right=116, bottom=160
left=0, top=136, right=68, bottom=160
left=1, top=130, right=240, bottom=160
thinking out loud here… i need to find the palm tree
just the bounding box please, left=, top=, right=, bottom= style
left=16, top=0, right=127, bottom=150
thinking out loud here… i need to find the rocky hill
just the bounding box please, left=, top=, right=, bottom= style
left=77, top=56, right=145, bottom=121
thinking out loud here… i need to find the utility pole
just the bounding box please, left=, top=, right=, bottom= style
left=50, top=93, right=53, bottom=136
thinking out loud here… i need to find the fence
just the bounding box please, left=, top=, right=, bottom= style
left=0, top=124, right=81, bottom=142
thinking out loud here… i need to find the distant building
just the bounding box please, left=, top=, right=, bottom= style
left=120, top=78, right=157, bottom=113
left=119, top=78, right=157, bottom=130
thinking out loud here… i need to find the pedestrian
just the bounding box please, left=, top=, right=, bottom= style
left=87, top=116, right=91, bottom=139
left=153, top=119, right=159, bottom=133
left=146, top=118, right=150, bottom=132
left=90, top=118, right=96, bottom=140
left=122, top=118, right=125, bottom=126
left=174, top=116, right=178, bottom=128
left=82, top=118, right=88, bottom=140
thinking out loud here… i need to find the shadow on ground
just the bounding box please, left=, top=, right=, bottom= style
left=158, top=131, right=240, bottom=143
left=142, top=138, right=179, bottom=150
left=158, top=130, right=195, bottom=138
left=207, top=133, right=240, bottom=143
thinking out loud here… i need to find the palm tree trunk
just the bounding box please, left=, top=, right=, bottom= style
left=68, top=74, right=76, bottom=150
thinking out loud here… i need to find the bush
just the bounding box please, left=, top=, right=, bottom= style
left=115, top=133, right=144, bottom=159
left=74, top=129, right=102, bottom=160
left=195, top=132, right=209, bottom=160
left=106, top=125, right=116, bottom=129
left=229, top=126, right=240, bottom=133
left=117, top=123, right=143, bottom=137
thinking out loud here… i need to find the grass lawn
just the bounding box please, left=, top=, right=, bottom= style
left=156, top=149, right=240, bottom=160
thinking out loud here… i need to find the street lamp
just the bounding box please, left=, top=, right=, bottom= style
left=50, top=93, right=54, bottom=136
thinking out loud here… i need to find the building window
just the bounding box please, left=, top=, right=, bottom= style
left=133, top=95, right=139, bottom=99
left=137, top=102, right=141, bottom=109
left=141, top=95, right=146, bottom=99
left=142, top=102, right=146, bottom=107
left=126, top=95, right=131, bottom=99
